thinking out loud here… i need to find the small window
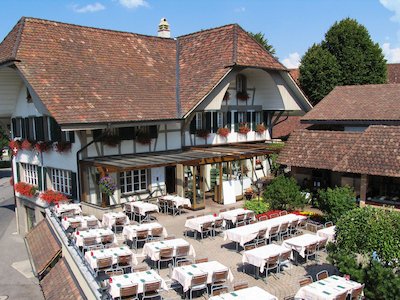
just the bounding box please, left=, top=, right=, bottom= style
left=195, top=112, right=203, bottom=130
left=216, top=112, right=224, bottom=128
left=237, top=112, right=245, bottom=123
left=21, top=163, right=38, bottom=186
left=120, top=169, right=148, bottom=194
left=50, top=168, right=72, bottom=195
left=119, top=127, right=135, bottom=140
left=236, top=74, right=247, bottom=93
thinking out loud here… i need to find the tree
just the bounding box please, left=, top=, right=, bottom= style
left=299, top=44, right=341, bottom=105
left=248, top=31, right=276, bottom=55
left=316, top=186, right=356, bottom=223
left=299, top=18, right=387, bottom=105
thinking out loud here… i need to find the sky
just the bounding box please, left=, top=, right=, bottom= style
left=1, top=0, right=400, bottom=68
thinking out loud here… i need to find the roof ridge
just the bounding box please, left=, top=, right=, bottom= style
left=12, top=17, right=26, bottom=59
left=177, top=23, right=237, bottom=39
left=335, top=83, right=399, bottom=89
left=22, top=16, right=176, bottom=42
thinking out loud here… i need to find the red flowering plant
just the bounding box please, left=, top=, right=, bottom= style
left=196, top=129, right=210, bottom=139
left=40, top=190, right=68, bottom=204
left=255, top=124, right=266, bottom=134
left=102, top=134, right=120, bottom=147
left=217, top=127, right=230, bottom=138
left=14, top=182, right=37, bottom=197
left=9, top=140, right=21, bottom=155
left=238, top=123, right=250, bottom=135
left=21, top=139, right=33, bottom=150
left=35, top=141, right=52, bottom=153
left=55, top=141, right=72, bottom=153
left=236, top=91, right=249, bottom=101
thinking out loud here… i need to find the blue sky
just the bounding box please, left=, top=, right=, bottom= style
left=1, top=0, right=400, bottom=67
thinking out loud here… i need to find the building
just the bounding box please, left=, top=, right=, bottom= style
left=278, top=83, right=400, bottom=208
left=0, top=17, right=312, bottom=233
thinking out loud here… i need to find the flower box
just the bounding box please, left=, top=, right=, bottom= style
left=21, top=139, right=33, bottom=150
left=40, top=190, right=68, bottom=204
left=196, top=129, right=210, bottom=139
left=55, top=141, right=72, bottom=153
left=9, top=140, right=21, bottom=155
left=217, top=127, right=230, bottom=138
left=102, top=134, right=120, bottom=147
left=35, top=141, right=52, bottom=153
left=14, top=182, right=37, bottom=197
left=236, top=91, right=249, bottom=101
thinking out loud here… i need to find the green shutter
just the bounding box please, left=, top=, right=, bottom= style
left=252, top=112, right=256, bottom=131
left=11, top=118, right=17, bottom=138
left=37, top=166, right=43, bottom=191
left=21, top=118, right=26, bottom=139
left=149, top=125, right=158, bottom=139
left=189, top=116, right=196, bottom=134
left=16, top=162, right=20, bottom=182
left=24, top=117, right=30, bottom=140
left=42, top=167, right=47, bottom=190
left=71, top=172, right=77, bottom=199
left=205, top=112, right=211, bottom=132
left=69, top=131, right=75, bottom=143
left=234, top=112, right=239, bottom=132
left=212, top=111, right=218, bottom=133
left=50, top=118, right=61, bottom=142
left=35, top=117, right=45, bottom=141
left=226, top=111, right=231, bottom=129
left=246, top=112, right=251, bottom=129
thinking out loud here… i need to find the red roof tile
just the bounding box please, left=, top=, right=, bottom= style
left=387, top=63, right=400, bottom=83
left=334, top=126, right=400, bottom=177
left=302, top=84, right=400, bottom=123
left=25, top=219, right=61, bottom=276
left=40, top=258, right=85, bottom=300
left=277, top=129, right=361, bottom=170
left=288, top=68, right=299, bottom=84
left=272, top=116, right=309, bottom=138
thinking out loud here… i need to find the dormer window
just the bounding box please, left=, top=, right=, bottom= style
left=236, top=74, right=247, bottom=93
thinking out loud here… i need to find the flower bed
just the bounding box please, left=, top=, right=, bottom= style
left=40, top=190, right=68, bottom=204
left=14, top=182, right=37, bottom=197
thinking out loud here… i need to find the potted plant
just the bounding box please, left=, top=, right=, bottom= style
left=99, top=176, right=117, bottom=196
left=55, top=141, right=72, bottom=153
left=14, top=182, right=37, bottom=197
left=196, top=129, right=210, bottom=139
left=238, top=122, right=250, bottom=135
left=136, top=132, right=151, bottom=145
left=236, top=91, right=249, bottom=101
left=35, top=141, right=52, bottom=153
left=256, top=123, right=266, bottom=134
left=217, top=127, right=230, bottom=138
left=102, top=133, right=120, bottom=147
left=223, top=91, right=230, bottom=101
left=40, top=190, right=68, bottom=204
left=21, top=139, right=33, bottom=150
left=9, top=140, right=21, bottom=155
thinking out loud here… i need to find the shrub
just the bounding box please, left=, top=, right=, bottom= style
left=263, top=175, right=307, bottom=210
left=243, top=199, right=269, bottom=214
left=316, top=186, right=356, bottom=223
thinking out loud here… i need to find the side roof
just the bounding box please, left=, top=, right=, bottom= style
left=301, top=84, right=400, bottom=124
left=0, top=17, right=286, bottom=125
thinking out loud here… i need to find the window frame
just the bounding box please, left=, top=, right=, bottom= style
left=195, top=112, right=203, bottom=130
left=22, top=163, right=38, bottom=186
left=120, top=169, right=148, bottom=194
left=50, top=168, right=72, bottom=195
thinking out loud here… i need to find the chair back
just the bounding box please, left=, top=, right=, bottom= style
left=306, top=243, right=318, bottom=254
left=280, top=222, right=289, bottom=231
left=195, top=257, right=208, bottom=264
left=106, top=268, right=124, bottom=277
left=144, top=280, right=161, bottom=293
left=151, top=226, right=163, bottom=237
left=133, top=265, right=149, bottom=272
left=201, top=222, right=212, bottom=230
left=212, top=287, right=229, bottom=296
left=233, top=281, right=248, bottom=291
left=279, top=250, right=291, bottom=262
left=176, top=259, right=192, bottom=267
left=236, top=214, right=245, bottom=222
left=257, top=229, right=267, bottom=239
left=134, top=206, right=141, bottom=215
left=351, top=284, right=365, bottom=300
left=83, top=236, right=97, bottom=247
left=269, top=213, right=279, bottom=219
left=258, top=215, right=267, bottom=221
left=335, top=291, right=348, bottom=300
left=61, top=209, right=75, bottom=218
left=70, top=220, right=81, bottom=229
left=318, top=237, right=328, bottom=250
left=115, top=216, right=126, bottom=225
left=289, top=220, right=299, bottom=228
left=159, top=247, right=173, bottom=258
left=266, top=254, right=279, bottom=268
left=212, top=270, right=228, bottom=283
left=299, top=276, right=313, bottom=287
left=136, top=229, right=148, bottom=239
left=86, top=219, right=98, bottom=228
left=101, top=234, right=114, bottom=244
left=269, top=225, right=280, bottom=234
left=316, top=270, right=328, bottom=281
left=244, top=243, right=256, bottom=251
left=164, top=235, right=176, bottom=240
left=176, top=245, right=190, bottom=256
left=125, top=204, right=132, bottom=213
left=325, top=221, right=333, bottom=228
left=191, top=273, right=207, bottom=286
left=117, top=254, right=132, bottom=266
left=167, top=199, right=174, bottom=208
left=97, top=256, right=113, bottom=269
left=120, top=284, right=138, bottom=298
left=246, top=212, right=255, bottom=219
left=279, top=210, right=288, bottom=216
left=213, top=219, right=224, bottom=227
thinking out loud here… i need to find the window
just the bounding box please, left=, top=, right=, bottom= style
left=12, top=118, right=23, bottom=138
left=195, top=112, right=203, bottom=130
left=22, top=163, right=38, bottom=186
left=236, top=74, right=247, bottom=93
left=119, top=127, right=136, bottom=140
left=216, top=112, right=224, bottom=128
left=254, top=111, right=261, bottom=125
left=237, top=112, right=245, bottom=123
left=120, top=169, right=148, bottom=194
left=50, top=168, right=72, bottom=195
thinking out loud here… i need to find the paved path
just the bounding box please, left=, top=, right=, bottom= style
left=0, top=169, right=44, bottom=300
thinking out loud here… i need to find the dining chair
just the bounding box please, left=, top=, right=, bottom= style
left=268, top=225, right=280, bottom=244
left=119, top=283, right=139, bottom=300
left=254, top=228, right=267, bottom=246
left=86, top=218, right=99, bottom=229
left=132, top=229, right=148, bottom=251
left=117, top=254, right=132, bottom=272
left=212, top=219, right=224, bottom=237
left=233, top=281, right=248, bottom=291
left=199, top=222, right=213, bottom=240
left=325, top=221, right=334, bottom=228
left=245, top=212, right=255, bottom=225
left=305, top=243, right=318, bottom=265
left=351, top=283, right=365, bottom=300
left=194, top=257, right=208, bottom=264
left=209, top=270, right=229, bottom=296
left=188, top=273, right=208, bottom=300
left=279, top=222, right=290, bottom=241
left=149, top=227, right=164, bottom=241
left=278, top=250, right=292, bottom=275
left=101, top=234, right=115, bottom=248
left=279, top=210, right=288, bottom=216
left=235, top=214, right=246, bottom=227
left=174, top=245, right=190, bottom=266
left=263, top=254, right=279, bottom=279
left=269, top=213, right=279, bottom=219
left=158, top=247, right=174, bottom=271
left=95, top=256, right=113, bottom=277
left=299, top=275, right=313, bottom=287
left=142, top=280, right=162, bottom=300
left=82, top=236, right=99, bottom=253
left=113, top=216, right=127, bottom=233
left=316, top=270, right=329, bottom=281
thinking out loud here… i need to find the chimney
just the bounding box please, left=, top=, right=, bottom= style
left=158, top=18, right=171, bottom=38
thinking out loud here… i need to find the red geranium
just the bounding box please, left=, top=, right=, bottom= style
left=238, top=123, right=250, bottom=135
left=35, top=141, right=52, bottom=153
left=255, top=124, right=266, bottom=134
left=55, top=141, right=72, bottom=153
left=9, top=140, right=21, bottom=155
left=21, top=139, right=33, bottom=150
left=14, top=182, right=37, bottom=197
left=40, top=190, right=68, bottom=204
left=217, top=127, right=230, bottom=138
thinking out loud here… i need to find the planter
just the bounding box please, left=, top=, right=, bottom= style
left=217, top=127, right=230, bottom=138
left=196, top=129, right=210, bottom=139
left=236, top=91, right=249, bottom=101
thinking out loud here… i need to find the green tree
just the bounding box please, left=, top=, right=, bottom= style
left=248, top=31, right=276, bottom=55
left=299, top=18, right=387, bottom=105
left=263, top=175, right=307, bottom=210
left=316, top=186, right=356, bottom=223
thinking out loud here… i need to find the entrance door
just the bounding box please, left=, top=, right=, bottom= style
left=165, top=166, right=176, bottom=194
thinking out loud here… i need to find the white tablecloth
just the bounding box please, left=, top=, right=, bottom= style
left=184, top=215, right=221, bottom=233
left=160, top=195, right=192, bottom=208
left=219, top=208, right=254, bottom=224
left=242, top=244, right=290, bottom=273
left=53, top=203, right=82, bottom=217
left=61, top=215, right=100, bottom=230
left=122, top=222, right=167, bottom=241
left=282, top=233, right=324, bottom=258
left=295, top=275, right=363, bottom=300
left=130, top=202, right=159, bottom=216
left=224, top=214, right=307, bottom=246
left=317, top=226, right=336, bottom=242
left=171, top=261, right=234, bottom=292
left=84, top=246, right=133, bottom=269
left=109, top=269, right=168, bottom=298
left=209, top=286, right=277, bottom=300
left=142, top=238, right=195, bottom=261
left=102, top=212, right=130, bottom=229
left=73, top=228, right=117, bottom=247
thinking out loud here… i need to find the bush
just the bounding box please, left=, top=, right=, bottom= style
left=243, top=199, right=269, bottom=214
left=263, top=175, right=307, bottom=210
left=316, top=186, right=356, bottom=223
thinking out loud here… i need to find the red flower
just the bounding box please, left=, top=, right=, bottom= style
left=217, top=127, right=230, bottom=138
left=14, top=182, right=37, bottom=197
left=40, top=190, right=68, bottom=204
left=35, top=141, right=52, bottom=153
left=238, top=123, right=250, bottom=135
left=255, top=124, right=266, bottom=134
left=21, top=139, right=33, bottom=150
left=9, top=140, right=21, bottom=155
left=213, top=213, right=217, bottom=217
left=55, top=141, right=72, bottom=153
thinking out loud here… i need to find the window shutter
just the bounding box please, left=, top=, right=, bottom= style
left=24, top=117, right=30, bottom=140
left=50, top=118, right=61, bottom=142
left=37, top=166, right=43, bottom=191
left=212, top=111, right=218, bottom=133
left=93, top=129, right=102, bottom=141
left=252, top=112, right=256, bottom=131
left=71, top=172, right=77, bottom=199
left=20, top=118, right=26, bottom=139
left=43, top=117, right=50, bottom=141
left=149, top=125, right=158, bottom=139
left=69, top=131, right=75, bottom=143
left=226, top=111, right=231, bottom=130
left=234, top=112, right=239, bottom=132
left=118, top=127, right=135, bottom=140
left=42, top=167, right=47, bottom=190
left=11, top=118, right=17, bottom=138
left=189, top=116, right=196, bottom=134
left=246, top=112, right=251, bottom=129
left=34, top=117, right=45, bottom=141
left=205, top=112, right=211, bottom=132
left=263, top=111, right=269, bottom=127
left=16, top=162, right=20, bottom=182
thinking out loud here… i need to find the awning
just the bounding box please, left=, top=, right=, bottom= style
left=81, top=142, right=279, bottom=172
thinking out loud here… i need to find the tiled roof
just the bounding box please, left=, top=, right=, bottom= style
left=288, top=68, right=299, bottom=84
left=302, top=84, right=400, bottom=123
left=0, top=18, right=286, bottom=125
left=387, top=63, right=400, bottom=83
left=334, top=126, right=400, bottom=177
left=272, top=116, right=310, bottom=138
left=40, top=258, right=85, bottom=300
left=25, top=219, right=61, bottom=276
left=277, top=129, right=361, bottom=170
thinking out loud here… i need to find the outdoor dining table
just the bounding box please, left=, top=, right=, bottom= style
left=219, top=208, right=254, bottom=225
left=242, top=243, right=290, bottom=273
left=142, top=238, right=196, bottom=262
left=109, top=269, right=168, bottom=298
left=53, top=202, right=82, bottom=217
left=61, top=215, right=100, bottom=230
left=171, top=260, right=234, bottom=293
left=122, top=222, right=168, bottom=242
left=184, top=214, right=222, bottom=233
left=73, top=228, right=117, bottom=247
left=209, top=286, right=278, bottom=300
left=160, top=194, right=192, bottom=208
left=282, top=233, right=324, bottom=260
left=295, top=275, right=363, bottom=300
left=101, top=211, right=130, bottom=229
left=84, top=245, right=134, bottom=270
left=317, top=225, right=336, bottom=242
left=128, top=201, right=159, bottom=216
